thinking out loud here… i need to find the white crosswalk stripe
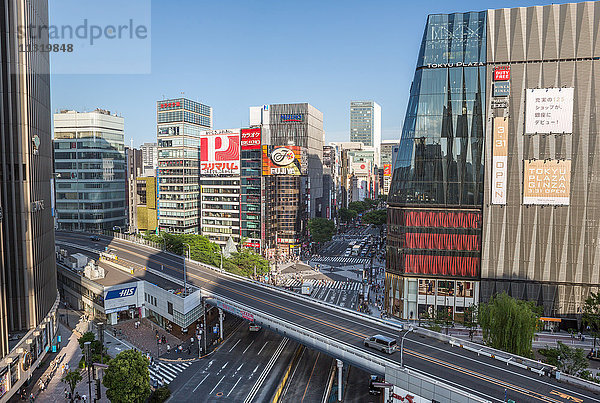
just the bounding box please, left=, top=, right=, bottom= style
left=311, top=256, right=370, bottom=264
left=149, top=361, right=192, bottom=386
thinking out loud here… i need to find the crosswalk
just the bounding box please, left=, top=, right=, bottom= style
left=283, top=278, right=362, bottom=292
left=149, top=360, right=192, bottom=386
left=311, top=256, right=371, bottom=264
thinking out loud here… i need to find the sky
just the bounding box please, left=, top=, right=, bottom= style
left=49, top=0, right=569, bottom=147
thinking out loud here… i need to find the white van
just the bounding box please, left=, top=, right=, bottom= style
left=364, top=335, right=397, bottom=354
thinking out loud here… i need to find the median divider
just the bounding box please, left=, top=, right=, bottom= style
left=271, top=345, right=304, bottom=403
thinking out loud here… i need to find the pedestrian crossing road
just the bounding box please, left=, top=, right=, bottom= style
left=149, top=360, right=192, bottom=387
left=282, top=279, right=362, bottom=310
left=310, top=256, right=371, bottom=264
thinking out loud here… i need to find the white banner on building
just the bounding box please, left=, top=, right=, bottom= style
left=491, top=117, right=508, bottom=204
left=391, top=385, right=427, bottom=403
left=525, top=88, right=574, bottom=134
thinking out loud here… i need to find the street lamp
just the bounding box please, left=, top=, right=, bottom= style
left=182, top=243, right=190, bottom=295
left=113, top=226, right=122, bottom=234
left=400, top=326, right=414, bottom=368
left=84, top=341, right=93, bottom=401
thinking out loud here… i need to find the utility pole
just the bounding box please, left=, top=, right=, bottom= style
left=202, top=297, right=208, bottom=355
left=84, top=341, right=93, bottom=401
left=97, top=323, right=104, bottom=364
left=183, top=243, right=190, bottom=295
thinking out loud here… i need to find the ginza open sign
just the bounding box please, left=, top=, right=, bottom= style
left=270, top=148, right=295, bottom=166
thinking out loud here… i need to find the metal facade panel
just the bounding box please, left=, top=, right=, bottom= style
left=482, top=2, right=600, bottom=316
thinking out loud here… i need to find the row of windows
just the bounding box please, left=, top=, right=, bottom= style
left=56, top=191, right=125, bottom=200
left=55, top=151, right=125, bottom=160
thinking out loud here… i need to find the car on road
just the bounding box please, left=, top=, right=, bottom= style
left=364, top=335, right=396, bottom=354
left=89, top=235, right=100, bottom=241
left=344, top=250, right=351, bottom=257
left=249, top=323, right=261, bottom=332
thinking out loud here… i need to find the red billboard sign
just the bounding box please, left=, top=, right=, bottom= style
left=200, top=129, right=240, bottom=175
left=383, top=164, right=392, bottom=176
left=494, top=66, right=510, bottom=81
left=241, top=128, right=261, bottom=150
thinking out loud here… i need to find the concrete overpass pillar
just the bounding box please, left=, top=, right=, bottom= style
left=336, top=359, right=343, bottom=402
left=218, top=308, right=224, bottom=340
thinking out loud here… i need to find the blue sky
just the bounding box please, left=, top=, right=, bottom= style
left=49, top=0, right=568, bottom=147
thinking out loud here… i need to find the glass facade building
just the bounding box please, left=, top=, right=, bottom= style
left=386, top=11, right=486, bottom=320
left=54, top=110, right=127, bottom=232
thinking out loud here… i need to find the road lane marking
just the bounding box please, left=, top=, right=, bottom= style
left=228, top=377, right=242, bottom=397
left=257, top=342, right=268, bottom=355
left=245, top=337, right=288, bottom=403
left=301, top=352, right=320, bottom=403
left=237, top=364, right=243, bottom=371
left=209, top=375, right=226, bottom=395
left=228, top=339, right=241, bottom=352
left=242, top=341, right=254, bottom=354
left=192, top=374, right=210, bottom=393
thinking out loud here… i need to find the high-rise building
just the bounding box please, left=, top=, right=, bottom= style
left=199, top=129, right=242, bottom=246
left=250, top=103, right=324, bottom=218
left=125, top=147, right=143, bottom=233
left=380, top=140, right=398, bottom=195
left=157, top=98, right=212, bottom=234
left=140, top=142, right=158, bottom=174
left=350, top=101, right=381, bottom=164
left=387, top=2, right=600, bottom=323
left=240, top=128, right=263, bottom=253
left=0, top=0, right=59, bottom=398
left=54, top=109, right=127, bottom=232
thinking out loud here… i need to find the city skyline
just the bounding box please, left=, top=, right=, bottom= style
left=48, top=0, right=563, bottom=147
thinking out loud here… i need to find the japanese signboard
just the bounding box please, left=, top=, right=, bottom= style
left=494, top=66, right=510, bottom=81
left=352, top=162, right=370, bottom=175
left=383, top=164, right=392, bottom=176
left=523, top=160, right=571, bottom=205
left=391, top=385, right=427, bottom=403
left=215, top=300, right=255, bottom=322
left=493, top=81, right=510, bottom=97
left=525, top=88, right=574, bottom=134
left=262, top=145, right=307, bottom=176
left=200, top=129, right=240, bottom=175
left=241, top=128, right=261, bottom=150
left=491, top=117, right=508, bottom=205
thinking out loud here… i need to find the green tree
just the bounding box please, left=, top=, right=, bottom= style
left=463, top=305, right=478, bottom=342
left=363, top=198, right=378, bottom=210
left=229, top=248, right=269, bottom=278
left=103, top=349, right=151, bottom=403
left=348, top=201, right=368, bottom=214
left=149, top=386, right=171, bottom=403
left=478, top=292, right=540, bottom=357
left=62, top=370, right=82, bottom=402
left=77, top=332, right=108, bottom=368
left=362, top=209, right=387, bottom=226
left=583, top=291, right=600, bottom=351
left=539, top=341, right=588, bottom=376
left=308, top=218, right=336, bottom=243
left=338, top=208, right=358, bottom=223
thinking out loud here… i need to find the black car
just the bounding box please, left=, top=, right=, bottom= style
left=89, top=235, right=100, bottom=241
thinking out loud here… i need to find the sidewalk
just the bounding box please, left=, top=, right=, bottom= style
left=11, top=310, right=109, bottom=403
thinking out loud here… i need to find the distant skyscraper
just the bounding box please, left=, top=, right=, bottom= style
left=141, top=142, right=158, bottom=174
left=0, top=0, right=59, bottom=399
left=350, top=101, right=381, bottom=164
left=157, top=98, right=212, bottom=234
left=380, top=139, right=399, bottom=195
left=125, top=146, right=143, bottom=232
left=54, top=109, right=127, bottom=232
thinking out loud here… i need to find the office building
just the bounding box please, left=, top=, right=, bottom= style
left=141, top=142, right=158, bottom=175
left=0, top=0, right=59, bottom=399
left=54, top=109, right=127, bottom=232
left=387, top=2, right=600, bottom=321
left=125, top=146, right=143, bottom=232
left=350, top=101, right=381, bottom=164
left=250, top=103, right=324, bottom=218
left=380, top=140, right=398, bottom=195
left=240, top=128, right=263, bottom=253
left=136, top=176, right=158, bottom=233
left=157, top=98, right=212, bottom=234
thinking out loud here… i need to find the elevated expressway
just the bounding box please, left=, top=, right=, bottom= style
left=56, top=232, right=600, bottom=403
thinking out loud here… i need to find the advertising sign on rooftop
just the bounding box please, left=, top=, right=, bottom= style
left=241, top=128, right=261, bottom=150
left=200, top=129, right=240, bottom=175
left=352, top=162, right=370, bottom=176
left=523, top=159, right=571, bottom=205
left=525, top=88, right=574, bottom=134
left=262, top=145, right=307, bottom=176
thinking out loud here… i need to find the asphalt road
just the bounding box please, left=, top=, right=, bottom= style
left=281, top=347, right=332, bottom=403
left=56, top=232, right=600, bottom=403
left=169, top=322, right=298, bottom=402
